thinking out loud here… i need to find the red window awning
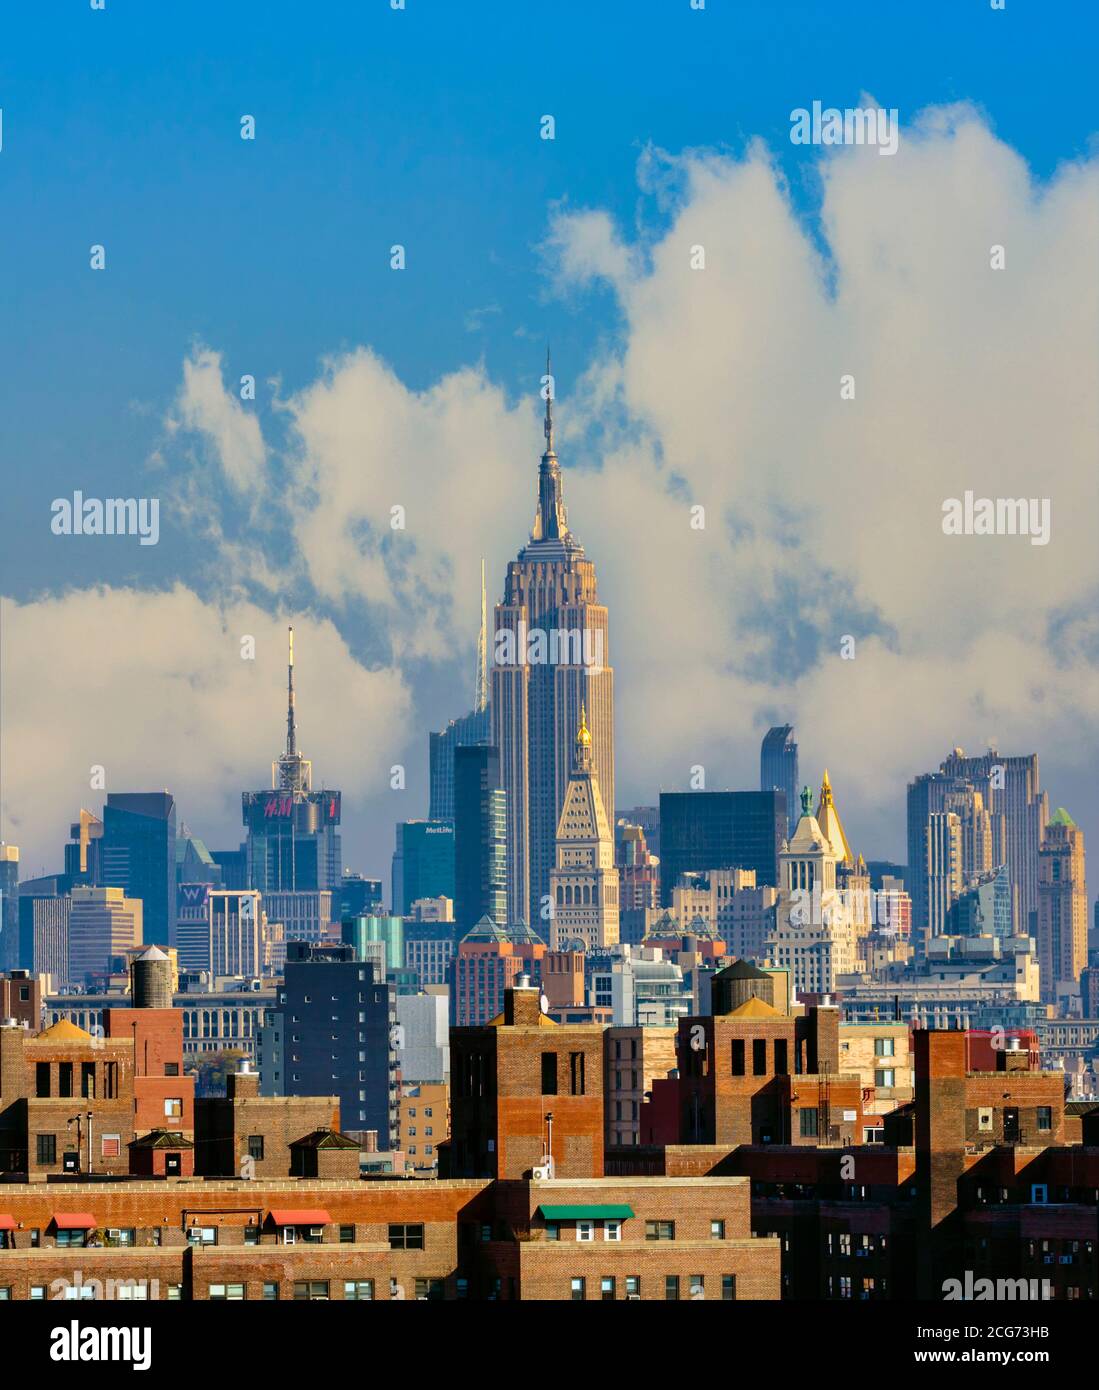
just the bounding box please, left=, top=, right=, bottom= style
left=268, top=1209, right=331, bottom=1226
left=0, top=1215, right=15, bottom=1231
left=53, top=1213, right=96, bottom=1229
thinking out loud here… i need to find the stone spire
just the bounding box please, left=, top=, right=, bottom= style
left=531, top=350, right=571, bottom=544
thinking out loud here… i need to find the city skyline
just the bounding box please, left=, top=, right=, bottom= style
left=2, top=6, right=1098, bottom=894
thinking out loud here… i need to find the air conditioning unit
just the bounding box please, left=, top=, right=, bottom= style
left=626, top=1294, right=641, bottom=1300
left=531, top=1164, right=553, bottom=1181
left=309, top=1227, right=323, bottom=1238
left=107, top=1229, right=121, bottom=1239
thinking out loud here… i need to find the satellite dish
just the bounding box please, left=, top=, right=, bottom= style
left=539, top=992, right=550, bottom=1015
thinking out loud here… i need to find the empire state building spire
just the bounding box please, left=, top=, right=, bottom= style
left=531, top=349, right=572, bottom=545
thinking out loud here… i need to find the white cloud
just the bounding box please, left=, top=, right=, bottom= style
left=28, top=103, right=1095, bottom=876
left=2, top=586, right=409, bottom=876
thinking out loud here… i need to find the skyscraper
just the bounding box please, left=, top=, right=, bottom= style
left=492, top=360, right=614, bottom=925
left=658, top=790, right=786, bottom=905
left=242, top=627, right=342, bottom=893
left=1038, top=808, right=1087, bottom=1006
left=548, top=707, right=619, bottom=951
left=276, top=941, right=396, bottom=1143
left=767, top=786, right=859, bottom=994
left=760, top=725, right=798, bottom=837
left=908, top=748, right=1046, bottom=943
left=208, top=889, right=263, bottom=978
left=68, top=885, right=143, bottom=985
left=391, top=821, right=455, bottom=916
left=428, top=560, right=493, bottom=823
left=453, top=743, right=507, bottom=935
left=924, top=811, right=963, bottom=944
left=100, top=793, right=177, bottom=946
left=0, top=845, right=19, bottom=973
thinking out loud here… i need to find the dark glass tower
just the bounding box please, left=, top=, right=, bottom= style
left=99, top=793, right=177, bottom=946
left=658, top=790, right=786, bottom=905
left=391, top=822, right=455, bottom=916
left=454, top=744, right=507, bottom=935
left=428, top=560, right=492, bottom=823
left=760, top=725, right=798, bottom=837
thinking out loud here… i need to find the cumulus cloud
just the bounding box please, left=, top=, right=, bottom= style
left=2, top=587, right=409, bottom=876
left=14, top=102, right=1096, bottom=876
left=545, top=104, right=1099, bottom=854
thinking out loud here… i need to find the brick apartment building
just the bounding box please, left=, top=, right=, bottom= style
left=1, top=963, right=1098, bottom=1301
left=0, top=1007, right=195, bottom=1180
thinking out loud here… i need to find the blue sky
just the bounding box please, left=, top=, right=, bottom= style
left=2, top=0, right=1098, bottom=881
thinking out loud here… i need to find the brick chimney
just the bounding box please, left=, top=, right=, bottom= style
left=227, top=1061, right=260, bottom=1100
left=504, top=977, right=542, bottom=1026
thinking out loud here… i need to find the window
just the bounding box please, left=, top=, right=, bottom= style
left=56, top=1228, right=85, bottom=1248
left=545, top=1222, right=560, bottom=1242
left=165, top=1062, right=179, bottom=1077
left=977, top=1107, right=993, bottom=1132
left=711, top=1220, right=725, bottom=1240
left=340, top=1225, right=355, bottom=1243
left=30, top=1286, right=46, bottom=1301
left=101, top=1135, right=120, bottom=1159
left=774, top=1039, right=788, bottom=1075
left=577, top=1221, right=594, bottom=1243
left=414, top=1279, right=444, bottom=1301
left=59, top=1062, right=73, bottom=1098
left=752, top=1039, right=767, bottom=1075
left=604, top=1220, right=622, bottom=1242
left=187, top=1227, right=217, bottom=1246
left=166, top=1286, right=183, bottom=1301
left=248, top=1135, right=264, bottom=1160
left=541, top=1052, right=558, bottom=1095
left=800, top=1108, right=819, bottom=1138
left=645, top=1220, right=675, bottom=1241
left=35, top=1063, right=49, bottom=1098
left=731, top=1040, right=745, bottom=1076
left=689, top=1274, right=704, bottom=1300
left=105, top=1228, right=135, bottom=1246
left=665, top=1275, right=680, bottom=1301
left=243, top=1225, right=259, bottom=1247
left=36, top=1134, right=56, bottom=1165
left=389, top=1223, right=424, bottom=1250
left=875, top=1037, right=895, bottom=1057
left=722, top=1274, right=737, bottom=1301
left=262, top=1283, right=279, bottom=1301
left=570, top=1051, right=586, bottom=1095
left=1037, top=1106, right=1052, bottom=1132
left=344, top=1280, right=373, bottom=1300
left=625, top=1276, right=640, bottom=1299
left=209, top=1284, right=246, bottom=1300
left=570, top=1277, right=585, bottom=1301
left=81, top=1063, right=96, bottom=1098
left=164, top=1098, right=183, bottom=1119
left=600, top=1276, right=616, bottom=1301
left=293, top=1281, right=329, bottom=1300
left=874, top=1069, right=895, bottom=1089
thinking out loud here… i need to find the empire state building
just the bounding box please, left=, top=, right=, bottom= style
left=492, top=363, right=615, bottom=926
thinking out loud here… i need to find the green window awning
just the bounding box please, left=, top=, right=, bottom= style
left=537, top=1204, right=634, bottom=1221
